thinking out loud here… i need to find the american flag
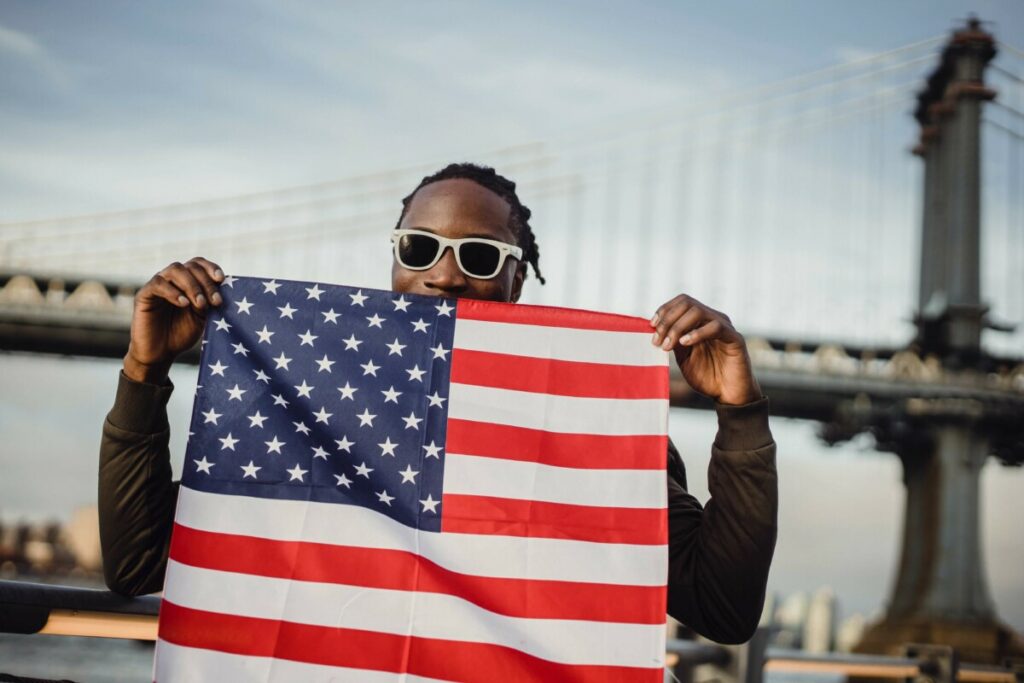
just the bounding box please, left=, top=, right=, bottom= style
left=154, top=275, right=670, bottom=682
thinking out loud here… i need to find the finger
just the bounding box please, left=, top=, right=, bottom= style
left=652, top=299, right=698, bottom=346
left=679, top=319, right=725, bottom=346
left=662, top=307, right=706, bottom=350
left=141, top=274, right=190, bottom=308
left=185, top=260, right=223, bottom=307
left=188, top=256, right=225, bottom=284
left=651, top=294, right=688, bottom=328
left=160, top=262, right=208, bottom=310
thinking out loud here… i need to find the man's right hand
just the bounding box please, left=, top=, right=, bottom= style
left=123, top=257, right=225, bottom=384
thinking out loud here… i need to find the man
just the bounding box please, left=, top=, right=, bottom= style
left=100, top=162, right=777, bottom=644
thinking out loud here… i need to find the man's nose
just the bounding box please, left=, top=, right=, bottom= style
left=425, top=246, right=468, bottom=293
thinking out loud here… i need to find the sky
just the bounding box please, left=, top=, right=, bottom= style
left=1, top=0, right=1023, bottom=634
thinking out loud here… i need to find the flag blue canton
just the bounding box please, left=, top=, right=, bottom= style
left=183, top=276, right=457, bottom=532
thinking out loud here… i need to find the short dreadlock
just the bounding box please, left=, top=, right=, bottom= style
left=395, top=162, right=545, bottom=285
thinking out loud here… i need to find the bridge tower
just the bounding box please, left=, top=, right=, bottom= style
left=854, top=19, right=1024, bottom=664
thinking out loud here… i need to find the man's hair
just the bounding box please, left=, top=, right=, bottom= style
left=395, top=162, right=545, bottom=284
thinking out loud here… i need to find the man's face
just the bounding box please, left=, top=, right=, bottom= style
left=391, top=178, right=525, bottom=303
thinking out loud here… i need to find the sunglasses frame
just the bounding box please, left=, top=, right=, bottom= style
left=391, top=228, right=523, bottom=280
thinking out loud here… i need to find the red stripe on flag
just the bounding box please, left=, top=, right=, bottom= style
left=169, top=523, right=665, bottom=625
left=446, top=419, right=667, bottom=470
left=159, top=601, right=662, bottom=683
left=457, top=298, right=654, bottom=333
left=450, top=348, right=667, bottom=399
left=441, top=494, right=667, bottom=546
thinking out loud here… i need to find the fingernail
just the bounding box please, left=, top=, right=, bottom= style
left=211, top=292, right=222, bottom=305
left=196, top=294, right=206, bottom=307
left=661, top=338, right=673, bottom=351
left=214, top=269, right=224, bottom=280
left=651, top=332, right=660, bottom=346
left=177, top=295, right=188, bottom=306
left=680, top=334, right=692, bottom=345
left=649, top=315, right=658, bottom=327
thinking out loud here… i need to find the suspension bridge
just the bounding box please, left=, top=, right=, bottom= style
left=1, top=18, right=1023, bottom=664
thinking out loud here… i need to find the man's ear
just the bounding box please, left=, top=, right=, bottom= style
left=510, top=265, right=526, bottom=303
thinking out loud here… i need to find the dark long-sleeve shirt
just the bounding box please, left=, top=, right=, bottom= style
left=99, top=371, right=777, bottom=644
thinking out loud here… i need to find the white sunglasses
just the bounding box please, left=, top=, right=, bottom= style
left=391, top=229, right=523, bottom=280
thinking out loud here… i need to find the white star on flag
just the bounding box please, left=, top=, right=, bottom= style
left=411, top=318, right=430, bottom=333
left=366, top=313, right=385, bottom=328
left=277, top=303, right=297, bottom=319
left=287, top=464, right=308, bottom=482
left=208, top=360, right=228, bottom=376
left=240, top=461, right=261, bottom=479
left=218, top=433, right=239, bottom=451
left=337, top=382, right=357, bottom=400
left=399, top=465, right=419, bottom=484
left=256, top=325, right=273, bottom=344
left=378, top=437, right=398, bottom=457
left=335, top=435, right=354, bottom=452
left=247, top=411, right=267, bottom=428
left=305, top=284, right=324, bottom=301
left=435, top=300, right=454, bottom=316
left=349, top=290, right=368, bottom=306
left=376, top=490, right=395, bottom=506
left=235, top=297, right=254, bottom=314
left=420, top=494, right=440, bottom=513
left=315, top=355, right=335, bottom=373
left=321, top=309, right=341, bottom=323
left=265, top=436, right=285, bottom=454
left=202, top=408, right=222, bottom=425
left=298, top=329, right=318, bottom=346
left=262, top=279, right=280, bottom=295
left=386, top=339, right=406, bottom=356
left=194, top=456, right=214, bottom=474
left=273, top=352, right=292, bottom=370
left=392, top=296, right=411, bottom=312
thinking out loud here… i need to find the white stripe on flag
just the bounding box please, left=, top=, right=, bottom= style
left=443, top=454, right=665, bottom=508
left=452, top=318, right=668, bottom=367
left=164, top=560, right=666, bottom=668
left=175, top=486, right=667, bottom=586
left=447, top=383, right=668, bottom=435
left=155, top=639, right=453, bottom=683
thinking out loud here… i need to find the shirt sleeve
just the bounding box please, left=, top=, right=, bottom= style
left=98, top=371, right=181, bottom=596
left=665, top=396, right=778, bottom=643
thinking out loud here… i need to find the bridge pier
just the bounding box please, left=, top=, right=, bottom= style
left=855, top=19, right=1024, bottom=665
left=856, top=421, right=1024, bottom=664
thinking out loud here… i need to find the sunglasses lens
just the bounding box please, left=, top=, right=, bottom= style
left=397, top=234, right=440, bottom=269
left=459, top=242, right=502, bottom=278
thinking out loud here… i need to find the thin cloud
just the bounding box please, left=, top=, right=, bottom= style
left=0, top=22, right=71, bottom=91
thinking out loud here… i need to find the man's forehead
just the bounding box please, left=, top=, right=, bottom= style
left=401, top=179, right=513, bottom=238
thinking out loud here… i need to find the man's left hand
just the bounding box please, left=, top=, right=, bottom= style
left=650, top=294, right=762, bottom=406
